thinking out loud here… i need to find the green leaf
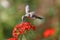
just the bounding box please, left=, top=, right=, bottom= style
left=22, top=35, right=26, bottom=40
left=24, top=30, right=36, bottom=40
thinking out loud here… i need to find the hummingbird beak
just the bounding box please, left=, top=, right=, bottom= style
left=32, top=15, right=43, bottom=19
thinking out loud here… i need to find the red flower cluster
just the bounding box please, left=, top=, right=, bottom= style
left=12, top=22, right=36, bottom=37
left=43, top=28, right=55, bottom=38
left=7, top=37, right=17, bottom=40
left=7, top=22, right=36, bottom=40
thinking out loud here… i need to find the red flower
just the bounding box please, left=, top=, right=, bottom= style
left=7, top=22, right=36, bottom=40
left=12, top=32, right=19, bottom=38
left=12, top=28, right=19, bottom=38
left=19, top=30, right=24, bottom=34
left=31, top=26, right=36, bottom=31
left=43, top=28, right=55, bottom=38
left=12, top=22, right=36, bottom=37
left=7, top=37, right=17, bottom=40
left=49, top=29, right=55, bottom=35
left=15, top=22, right=24, bottom=28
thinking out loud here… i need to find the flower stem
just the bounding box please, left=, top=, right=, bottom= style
left=18, top=34, right=23, bottom=40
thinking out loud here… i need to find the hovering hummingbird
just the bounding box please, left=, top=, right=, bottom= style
left=22, top=5, right=43, bottom=21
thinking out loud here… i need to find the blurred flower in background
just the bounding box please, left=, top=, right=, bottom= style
left=43, top=28, right=55, bottom=38
left=0, top=0, right=10, bottom=8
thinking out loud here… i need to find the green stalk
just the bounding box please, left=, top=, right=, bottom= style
left=18, top=34, right=23, bottom=40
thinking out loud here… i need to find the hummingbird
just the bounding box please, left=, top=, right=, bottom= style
left=22, top=5, right=43, bottom=21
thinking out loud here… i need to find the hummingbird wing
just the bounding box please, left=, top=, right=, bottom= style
left=25, top=5, right=29, bottom=14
